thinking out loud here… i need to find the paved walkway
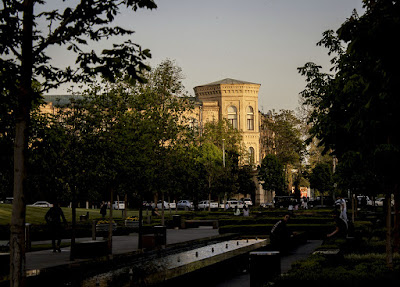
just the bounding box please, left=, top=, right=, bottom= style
left=26, top=227, right=220, bottom=270
left=213, top=240, right=323, bottom=287
left=3, top=229, right=321, bottom=286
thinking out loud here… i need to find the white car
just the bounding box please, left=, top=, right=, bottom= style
left=242, top=198, right=253, bottom=206
left=112, top=201, right=125, bottom=210
left=29, top=201, right=52, bottom=207
left=153, top=200, right=176, bottom=210
left=198, top=200, right=219, bottom=210
left=226, top=200, right=244, bottom=209
left=260, top=202, right=273, bottom=208
left=372, top=197, right=394, bottom=207
left=177, top=200, right=194, bottom=210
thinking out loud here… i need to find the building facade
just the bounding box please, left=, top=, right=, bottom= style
left=193, top=78, right=261, bottom=166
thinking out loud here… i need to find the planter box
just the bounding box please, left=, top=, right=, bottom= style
left=96, top=223, right=116, bottom=232
left=72, top=240, right=108, bottom=259
left=0, top=253, right=10, bottom=275
left=125, top=220, right=139, bottom=228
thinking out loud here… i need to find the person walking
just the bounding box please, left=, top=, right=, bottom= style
left=243, top=204, right=250, bottom=216
left=327, top=210, right=348, bottom=238
left=45, top=201, right=68, bottom=252
left=270, top=213, right=293, bottom=253
left=336, top=196, right=348, bottom=227
left=100, top=201, right=107, bottom=218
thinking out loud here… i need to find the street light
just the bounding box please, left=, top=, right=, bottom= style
left=222, top=139, right=225, bottom=168
left=222, top=139, right=226, bottom=210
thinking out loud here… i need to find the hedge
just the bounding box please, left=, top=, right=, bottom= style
left=274, top=253, right=400, bottom=286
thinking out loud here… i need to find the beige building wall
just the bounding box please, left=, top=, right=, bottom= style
left=193, top=78, right=261, bottom=166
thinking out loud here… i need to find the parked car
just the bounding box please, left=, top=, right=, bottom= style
left=177, top=200, right=193, bottom=210
left=198, top=200, right=219, bottom=210
left=28, top=201, right=52, bottom=207
left=242, top=198, right=253, bottom=206
left=373, top=197, right=385, bottom=206
left=142, top=201, right=152, bottom=209
left=226, top=200, right=244, bottom=209
left=152, top=200, right=176, bottom=210
left=260, top=202, right=273, bottom=209
left=357, top=195, right=370, bottom=206
left=112, top=201, right=125, bottom=210
left=310, top=196, right=334, bottom=207
left=274, top=196, right=299, bottom=208
left=4, top=197, right=13, bottom=204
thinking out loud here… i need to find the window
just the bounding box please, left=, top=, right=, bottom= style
left=189, top=118, right=198, bottom=129
left=248, top=147, right=255, bottom=165
left=189, top=118, right=199, bottom=135
left=247, top=106, right=254, bottom=130
left=227, top=106, right=238, bottom=129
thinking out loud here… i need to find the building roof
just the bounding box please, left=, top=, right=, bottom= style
left=43, top=95, right=83, bottom=105
left=197, top=78, right=260, bottom=87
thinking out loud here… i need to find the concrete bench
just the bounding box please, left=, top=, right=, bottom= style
left=0, top=253, right=9, bottom=275
left=79, top=212, right=89, bottom=221
left=183, top=220, right=218, bottom=229
left=72, top=240, right=108, bottom=259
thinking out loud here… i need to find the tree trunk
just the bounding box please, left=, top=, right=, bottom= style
left=138, top=198, right=143, bottom=250
left=108, top=189, right=113, bottom=255
left=161, top=193, right=165, bottom=226
left=385, top=193, right=393, bottom=269
left=394, top=186, right=400, bottom=252
left=123, top=194, right=127, bottom=219
left=10, top=1, right=34, bottom=286
left=69, top=189, right=76, bottom=261
left=208, top=176, right=212, bottom=212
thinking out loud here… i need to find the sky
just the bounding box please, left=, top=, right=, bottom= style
left=47, top=0, right=365, bottom=112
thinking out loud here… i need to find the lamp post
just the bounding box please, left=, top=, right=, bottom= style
left=222, top=139, right=225, bottom=168
left=222, top=139, right=227, bottom=210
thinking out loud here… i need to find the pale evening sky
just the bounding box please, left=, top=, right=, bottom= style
left=46, top=0, right=365, bottom=112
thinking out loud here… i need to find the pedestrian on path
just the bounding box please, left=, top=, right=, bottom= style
left=100, top=201, right=107, bottom=218
left=45, top=201, right=68, bottom=252
left=270, top=212, right=293, bottom=253
left=336, top=196, right=348, bottom=227
left=243, top=204, right=249, bottom=216
left=326, top=210, right=348, bottom=238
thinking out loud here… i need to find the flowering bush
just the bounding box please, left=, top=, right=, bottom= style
left=97, top=220, right=115, bottom=224
left=125, top=216, right=139, bottom=221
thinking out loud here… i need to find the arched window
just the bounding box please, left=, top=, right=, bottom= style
left=248, top=147, right=255, bottom=165
left=227, top=106, right=238, bottom=129
left=247, top=106, right=254, bottom=130
left=189, top=118, right=198, bottom=129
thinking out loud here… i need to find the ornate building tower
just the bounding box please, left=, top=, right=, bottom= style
left=193, top=78, right=261, bottom=166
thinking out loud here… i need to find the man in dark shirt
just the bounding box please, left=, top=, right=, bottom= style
left=45, top=201, right=67, bottom=252
left=327, top=210, right=348, bottom=238
left=270, top=213, right=292, bottom=253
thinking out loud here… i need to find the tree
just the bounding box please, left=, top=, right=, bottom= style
left=258, top=154, right=286, bottom=196
left=309, top=162, right=333, bottom=202
left=261, top=110, right=305, bottom=192
left=298, top=0, right=400, bottom=266
left=200, top=119, right=245, bottom=207
left=0, top=1, right=157, bottom=284
left=237, top=165, right=257, bottom=201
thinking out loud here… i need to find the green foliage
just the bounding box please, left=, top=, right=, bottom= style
left=262, top=110, right=305, bottom=167
left=298, top=1, right=400, bottom=193
left=309, top=162, right=333, bottom=194
left=258, top=154, right=286, bottom=195
left=281, top=253, right=400, bottom=283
